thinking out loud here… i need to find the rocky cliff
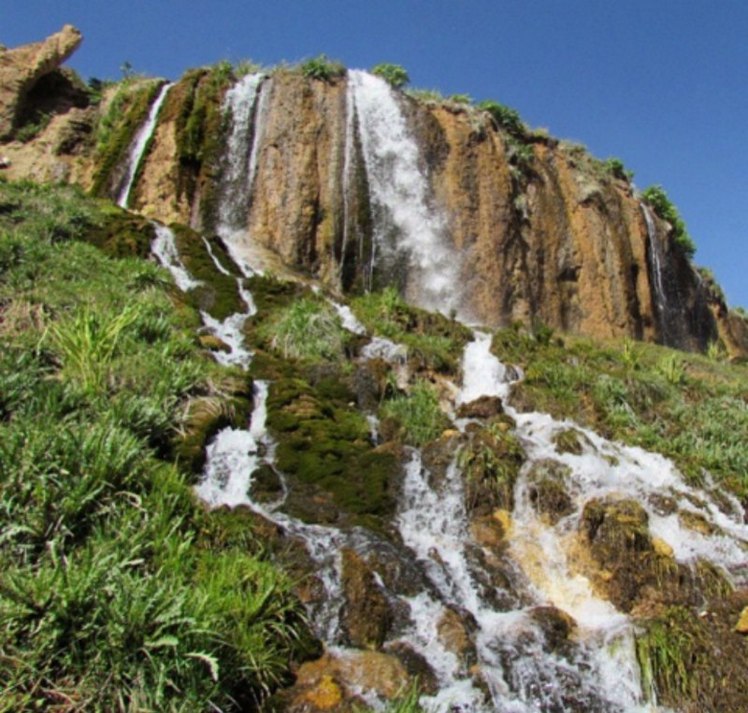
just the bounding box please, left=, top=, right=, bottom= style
left=2, top=27, right=746, bottom=357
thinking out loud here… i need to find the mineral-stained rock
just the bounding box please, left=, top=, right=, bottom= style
left=0, top=25, right=83, bottom=140
left=436, top=605, right=478, bottom=668
left=736, top=605, right=748, bottom=634
left=340, top=547, right=392, bottom=649
left=526, top=458, right=574, bottom=524
left=269, top=650, right=411, bottom=712
left=456, top=394, right=504, bottom=420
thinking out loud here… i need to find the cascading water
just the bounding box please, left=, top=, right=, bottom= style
left=215, top=72, right=270, bottom=276
left=150, top=222, right=202, bottom=292
left=116, top=82, right=173, bottom=209
left=347, top=70, right=463, bottom=317
left=641, top=203, right=675, bottom=345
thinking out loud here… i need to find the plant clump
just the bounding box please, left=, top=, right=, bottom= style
left=641, top=184, right=696, bottom=259
left=371, top=63, right=410, bottom=89
left=300, top=54, right=346, bottom=82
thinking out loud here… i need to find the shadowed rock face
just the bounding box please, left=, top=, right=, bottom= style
left=0, top=24, right=83, bottom=140
left=4, top=27, right=747, bottom=356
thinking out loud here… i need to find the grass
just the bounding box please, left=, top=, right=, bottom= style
left=380, top=379, right=450, bottom=447
left=0, top=179, right=311, bottom=710
left=492, top=324, right=748, bottom=501
left=350, top=287, right=472, bottom=374
left=257, top=296, right=348, bottom=362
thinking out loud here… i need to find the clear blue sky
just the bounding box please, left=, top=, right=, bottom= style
left=5, top=1, right=748, bottom=308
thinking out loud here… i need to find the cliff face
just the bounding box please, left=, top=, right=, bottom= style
left=3, top=28, right=746, bottom=356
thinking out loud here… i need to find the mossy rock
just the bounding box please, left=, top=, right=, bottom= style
left=552, top=427, right=589, bottom=455
left=459, top=423, right=526, bottom=515
left=171, top=224, right=244, bottom=319
left=174, top=385, right=253, bottom=475
left=580, top=497, right=683, bottom=612
left=636, top=594, right=748, bottom=713
left=526, top=459, right=574, bottom=524
left=267, top=377, right=401, bottom=526
left=84, top=206, right=155, bottom=258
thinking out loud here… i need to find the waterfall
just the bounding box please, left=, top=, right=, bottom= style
left=641, top=202, right=675, bottom=344
left=215, top=72, right=270, bottom=276
left=116, top=82, right=173, bottom=209
left=150, top=222, right=202, bottom=291
left=347, top=70, right=462, bottom=316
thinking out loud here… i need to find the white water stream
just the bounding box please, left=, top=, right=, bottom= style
left=137, top=71, right=748, bottom=710
left=641, top=203, right=673, bottom=344
left=348, top=70, right=463, bottom=317
left=116, top=82, right=173, bottom=209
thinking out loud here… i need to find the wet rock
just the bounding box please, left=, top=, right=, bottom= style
left=249, top=463, right=284, bottom=504
left=527, top=605, right=576, bottom=655
left=678, top=508, right=719, bottom=536
left=526, top=458, right=574, bottom=524
left=456, top=394, right=504, bottom=420
left=198, top=333, right=231, bottom=352
left=270, top=650, right=412, bottom=712
left=470, top=513, right=507, bottom=550
left=422, top=430, right=464, bottom=488
left=579, top=497, right=677, bottom=611
left=552, top=427, right=589, bottom=455
left=647, top=492, right=678, bottom=516
left=437, top=605, right=478, bottom=668
left=340, top=548, right=392, bottom=649
left=460, top=424, right=525, bottom=516
left=383, top=641, right=439, bottom=695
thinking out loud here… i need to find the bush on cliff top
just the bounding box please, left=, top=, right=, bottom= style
left=641, top=184, right=696, bottom=259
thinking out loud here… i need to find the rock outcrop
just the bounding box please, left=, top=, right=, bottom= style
left=0, top=25, right=83, bottom=140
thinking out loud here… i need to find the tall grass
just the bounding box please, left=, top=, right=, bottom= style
left=0, top=179, right=310, bottom=710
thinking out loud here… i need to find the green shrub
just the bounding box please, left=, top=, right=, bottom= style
left=371, top=63, right=410, bottom=88
left=380, top=379, right=449, bottom=446
left=603, top=157, right=634, bottom=182
left=477, top=100, right=525, bottom=136
left=641, top=185, right=696, bottom=258
left=259, top=297, right=346, bottom=362
left=300, top=54, right=346, bottom=82
left=449, top=93, right=472, bottom=105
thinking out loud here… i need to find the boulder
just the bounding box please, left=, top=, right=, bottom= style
left=270, top=650, right=412, bottom=712
left=340, top=548, right=392, bottom=649
left=456, top=394, right=504, bottom=420
left=525, top=458, right=574, bottom=524
left=0, top=25, right=83, bottom=140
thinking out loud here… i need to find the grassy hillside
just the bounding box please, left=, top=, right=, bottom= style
left=0, top=179, right=314, bottom=711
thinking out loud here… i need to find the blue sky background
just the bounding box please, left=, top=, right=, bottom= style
left=5, top=1, right=748, bottom=308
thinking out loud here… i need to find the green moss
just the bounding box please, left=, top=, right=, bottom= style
left=85, top=205, right=155, bottom=258
left=458, top=421, right=525, bottom=513
left=379, top=379, right=450, bottom=447
left=170, top=224, right=244, bottom=319
left=266, top=376, right=399, bottom=524
left=91, top=79, right=164, bottom=197
left=172, top=64, right=234, bottom=225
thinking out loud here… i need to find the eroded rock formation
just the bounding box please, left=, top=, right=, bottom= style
left=3, top=27, right=747, bottom=356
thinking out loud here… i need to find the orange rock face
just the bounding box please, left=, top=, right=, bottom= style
left=3, top=29, right=745, bottom=355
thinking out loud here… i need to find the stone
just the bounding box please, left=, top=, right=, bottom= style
left=340, top=548, right=392, bottom=649
left=436, top=605, right=478, bottom=667
left=0, top=25, right=83, bottom=140
left=456, top=394, right=504, bottom=419
left=736, top=606, right=748, bottom=635
left=526, top=458, right=574, bottom=524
